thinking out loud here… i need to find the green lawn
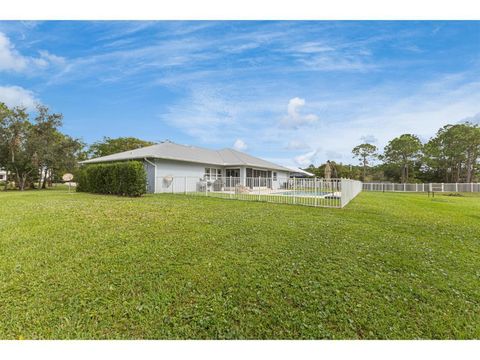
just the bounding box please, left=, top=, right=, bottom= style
left=1, top=188, right=479, bottom=339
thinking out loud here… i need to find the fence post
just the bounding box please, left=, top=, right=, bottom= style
left=442, top=183, right=444, bottom=192
left=258, top=178, right=261, bottom=201
left=314, top=177, right=318, bottom=207
left=471, top=183, right=474, bottom=192
left=184, top=176, right=187, bottom=195
left=293, top=177, right=296, bottom=205
left=456, top=183, right=458, bottom=192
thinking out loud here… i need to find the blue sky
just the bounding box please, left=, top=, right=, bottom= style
left=0, top=21, right=479, bottom=166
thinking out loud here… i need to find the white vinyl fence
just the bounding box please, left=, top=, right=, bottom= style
left=154, top=176, right=363, bottom=208
left=341, top=179, right=364, bottom=207
left=363, top=182, right=480, bottom=193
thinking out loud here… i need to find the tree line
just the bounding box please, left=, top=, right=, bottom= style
left=305, top=122, right=480, bottom=183
left=0, top=103, right=85, bottom=190
left=0, top=102, right=156, bottom=190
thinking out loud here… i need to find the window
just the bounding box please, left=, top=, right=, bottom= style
left=273, top=172, right=277, bottom=181
left=226, top=168, right=240, bottom=177
left=204, top=167, right=222, bottom=180
left=252, top=169, right=267, bottom=178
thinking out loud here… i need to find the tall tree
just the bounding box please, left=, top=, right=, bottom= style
left=0, top=103, right=84, bottom=190
left=0, top=106, right=34, bottom=190
left=423, top=123, right=480, bottom=182
left=383, top=134, right=422, bottom=183
left=88, top=137, right=155, bottom=158
left=29, top=105, right=63, bottom=188
left=463, top=123, right=480, bottom=182
left=352, top=143, right=377, bottom=181
left=422, top=136, right=446, bottom=182
left=0, top=103, right=12, bottom=189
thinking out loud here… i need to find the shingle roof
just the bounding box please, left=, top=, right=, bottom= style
left=80, top=141, right=291, bottom=172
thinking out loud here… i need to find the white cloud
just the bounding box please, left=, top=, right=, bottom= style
left=0, top=85, right=39, bottom=110
left=285, top=140, right=310, bottom=150
left=294, top=149, right=320, bottom=167
left=233, top=139, right=247, bottom=151
left=293, top=42, right=335, bottom=54
left=299, top=56, right=376, bottom=72
left=158, top=84, right=286, bottom=145
left=221, top=43, right=260, bottom=54
left=0, top=32, right=28, bottom=72
left=37, top=50, right=67, bottom=67
left=159, top=87, right=241, bottom=142
left=360, top=134, right=378, bottom=144
left=0, top=32, right=66, bottom=73
left=49, top=35, right=216, bottom=85
left=459, top=112, right=480, bottom=125
left=281, top=97, right=319, bottom=128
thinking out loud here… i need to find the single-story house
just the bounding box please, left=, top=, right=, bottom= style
left=80, top=140, right=292, bottom=193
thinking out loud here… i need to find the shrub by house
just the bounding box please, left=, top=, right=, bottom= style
left=77, top=161, right=146, bottom=197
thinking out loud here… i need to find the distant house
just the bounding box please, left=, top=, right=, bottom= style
left=80, top=141, right=292, bottom=193
left=0, top=169, right=6, bottom=181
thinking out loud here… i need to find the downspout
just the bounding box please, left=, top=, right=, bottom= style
left=144, top=158, right=156, bottom=193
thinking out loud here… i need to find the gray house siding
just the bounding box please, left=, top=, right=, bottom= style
left=273, top=171, right=289, bottom=189
left=152, top=159, right=290, bottom=194
left=154, top=158, right=213, bottom=193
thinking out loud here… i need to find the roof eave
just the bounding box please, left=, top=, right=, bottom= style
left=79, top=156, right=146, bottom=164
left=80, top=155, right=291, bottom=172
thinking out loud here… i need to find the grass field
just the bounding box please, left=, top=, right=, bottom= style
left=1, top=188, right=479, bottom=339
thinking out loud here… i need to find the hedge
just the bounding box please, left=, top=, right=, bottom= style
left=76, top=161, right=146, bottom=197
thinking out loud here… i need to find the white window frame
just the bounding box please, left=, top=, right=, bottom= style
left=204, top=167, right=222, bottom=180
